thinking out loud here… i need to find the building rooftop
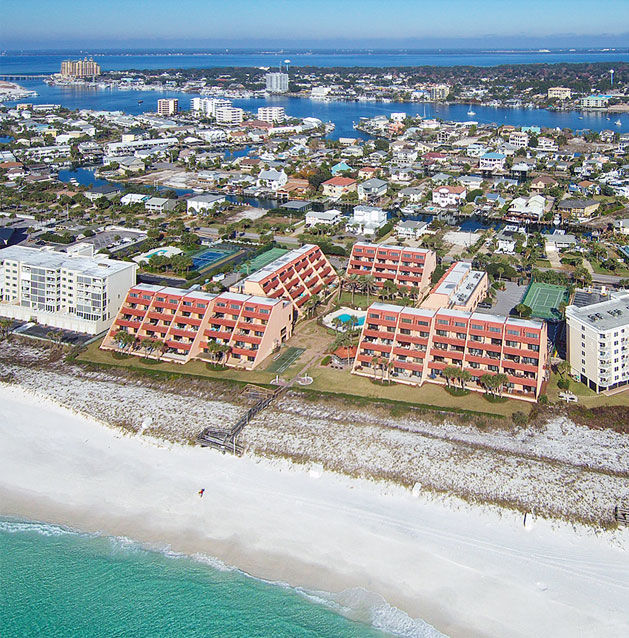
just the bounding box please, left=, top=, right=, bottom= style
left=566, top=293, right=629, bottom=332
left=0, top=246, right=135, bottom=278
left=239, top=244, right=318, bottom=283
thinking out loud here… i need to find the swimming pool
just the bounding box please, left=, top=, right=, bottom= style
left=337, top=313, right=365, bottom=326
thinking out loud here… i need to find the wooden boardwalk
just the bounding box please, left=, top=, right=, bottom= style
left=197, top=384, right=286, bottom=455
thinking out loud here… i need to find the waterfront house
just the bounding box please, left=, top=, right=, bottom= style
left=346, top=206, right=388, bottom=236
left=432, top=185, right=467, bottom=208
left=321, top=176, right=357, bottom=198
left=357, top=178, right=388, bottom=201
left=395, top=219, right=430, bottom=240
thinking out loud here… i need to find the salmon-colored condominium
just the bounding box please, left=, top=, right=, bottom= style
left=421, top=261, right=489, bottom=313
left=230, top=244, right=338, bottom=314
left=101, top=284, right=294, bottom=369
left=353, top=303, right=548, bottom=400
left=347, top=243, right=436, bottom=292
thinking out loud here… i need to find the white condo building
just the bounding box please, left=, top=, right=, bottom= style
left=566, top=292, right=629, bottom=392
left=257, top=106, right=286, bottom=123
left=0, top=245, right=137, bottom=334
left=191, top=97, right=232, bottom=118
left=266, top=72, right=289, bottom=93
left=215, top=106, right=244, bottom=125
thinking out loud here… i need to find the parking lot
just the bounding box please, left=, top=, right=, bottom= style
left=477, top=281, right=528, bottom=318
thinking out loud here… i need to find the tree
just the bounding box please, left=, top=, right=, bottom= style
left=0, top=318, right=13, bottom=339
left=557, top=360, right=571, bottom=380
left=152, top=339, right=165, bottom=360
left=480, top=373, right=499, bottom=397
left=114, top=330, right=135, bottom=351
left=458, top=369, right=472, bottom=390
left=493, top=373, right=509, bottom=397
left=514, top=303, right=532, bottom=318
left=572, top=266, right=592, bottom=288
left=442, top=365, right=460, bottom=388
left=370, top=355, right=381, bottom=380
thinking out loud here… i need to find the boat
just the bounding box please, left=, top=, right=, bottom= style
left=137, top=99, right=143, bottom=104
left=467, top=108, right=476, bottom=116
left=615, top=119, right=622, bottom=126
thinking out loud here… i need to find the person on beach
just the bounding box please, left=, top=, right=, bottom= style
left=198, top=489, right=205, bottom=498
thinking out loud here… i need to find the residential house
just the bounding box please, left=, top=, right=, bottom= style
left=557, top=198, right=600, bottom=218
left=321, top=176, right=357, bottom=198
left=432, top=185, right=467, bottom=208
left=305, top=209, right=342, bottom=227
left=395, top=219, right=430, bottom=240
left=357, top=177, right=388, bottom=201
left=346, top=205, right=388, bottom=236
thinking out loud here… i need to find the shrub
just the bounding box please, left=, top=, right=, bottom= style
left=321, top=355, right=331, bottom=366
left=557, top=378, right=571, bottom=390
left=512, top=411, right=528, bottom=426
left=538, top=394, right=549, bottom=405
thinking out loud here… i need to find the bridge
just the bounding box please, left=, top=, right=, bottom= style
left=0, top=74, right=51, bottom=81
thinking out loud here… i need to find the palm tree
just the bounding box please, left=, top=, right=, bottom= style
left=304, top=294, right=321, bottom=319
left=480, top=373, right=498, bottom=397
left=114, top=330, right=134, bottom=351
left=557, top=360, right=571, bottom=380
left=152, top=339, right=165, bottom=360
left=493, top=373, right=509, bottom=397
left=0, top=319, right=13, bottom=339
left=331, top=316, right=344, bottom=332
left=362, top=275, right=376, bottom=304
left=370, top=355, right=381, bottom=380
left=442, top=365, right=460, bottom=388
left=458, top=369, right=472, bottom=390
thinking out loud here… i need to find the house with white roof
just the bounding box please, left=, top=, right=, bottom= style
left=346, top=205, right=388, bottom=236
left=186, top=194, right=226, bottom=214
left=305, top=209, right=342, bottom=227
left=256, top=169, right=288, bottom=191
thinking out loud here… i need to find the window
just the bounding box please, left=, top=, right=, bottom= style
left=506, top=329, right=519, bottom=336
left=525, top=332, right=538, bottom=339
left=471, top=323, right=484, bottom=330
left=454, top=321, right=466, bottom=327
left=384, top=315, right=396, bottom=321
left=489, top=326, right=501, bottom=333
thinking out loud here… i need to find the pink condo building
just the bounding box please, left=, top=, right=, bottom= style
left=101, top=284, right=294, bottom=370
left=347, top=243, right=437, bottom=294
left=353, top=303, right=548, bottom=401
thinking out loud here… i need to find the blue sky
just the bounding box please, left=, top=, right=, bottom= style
left=2, top=0, right=629, bottom=49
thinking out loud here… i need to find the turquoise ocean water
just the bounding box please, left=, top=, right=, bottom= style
left=0, top=517, right=443, bottom=638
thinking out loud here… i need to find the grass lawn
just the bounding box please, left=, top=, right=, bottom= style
left=338, top=291, right=406, bottom=310
left=77, top=340, right=277, bottom=386
left=534, top=259, right=553, bottom=268
left=305, top=365, right=530, bottom=418
left=588, top=258, right=629, bottom=277
left=546, top=372, right=629, bottom=408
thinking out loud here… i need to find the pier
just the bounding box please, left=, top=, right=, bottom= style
left=197, top=384, right=286, bottom=455
left=0, top=74, right=50, bottom=81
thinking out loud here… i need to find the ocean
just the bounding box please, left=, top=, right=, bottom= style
left=2, top=49, right=629, bottom=73
left=1, top=51, right=629, bottom=136
left=0, top=517, right=444, bottom=638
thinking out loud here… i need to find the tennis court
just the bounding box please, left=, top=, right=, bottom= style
left=239, top=247, right=288, bottom=274
left=521, top=282, right=569, bottom=320
left=266, top=347, right=305, bottom=373
left=190, top=246, right=239, bottom=271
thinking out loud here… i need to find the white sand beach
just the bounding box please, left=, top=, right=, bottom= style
left=1, top=382, right=627, bottom=638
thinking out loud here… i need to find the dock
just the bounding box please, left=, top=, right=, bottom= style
left=196, top=384, right=285, bottom=455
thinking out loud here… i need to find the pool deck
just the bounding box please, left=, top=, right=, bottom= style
left=323, top=307, right=367, bottom=331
